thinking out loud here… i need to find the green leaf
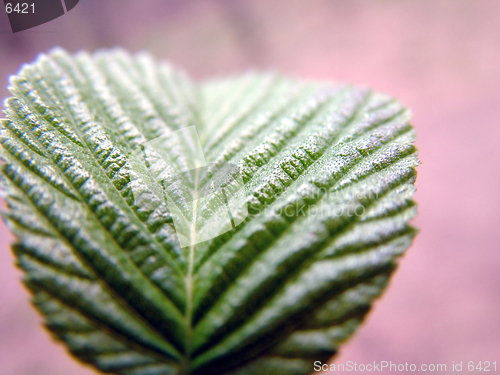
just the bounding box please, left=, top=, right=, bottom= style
left=0, top=48, right=418, bottom=375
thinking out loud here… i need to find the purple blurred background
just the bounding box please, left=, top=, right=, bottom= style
left=1, top=1, right=500, bottom=374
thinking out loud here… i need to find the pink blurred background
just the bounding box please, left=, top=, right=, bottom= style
left=1, top=1, right=500, bottom=374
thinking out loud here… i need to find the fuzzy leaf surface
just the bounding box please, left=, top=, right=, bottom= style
left=0, top=49, right=418, bottom=375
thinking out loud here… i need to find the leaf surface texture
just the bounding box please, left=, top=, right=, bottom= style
left=0, top=49, right=418, bottom=375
